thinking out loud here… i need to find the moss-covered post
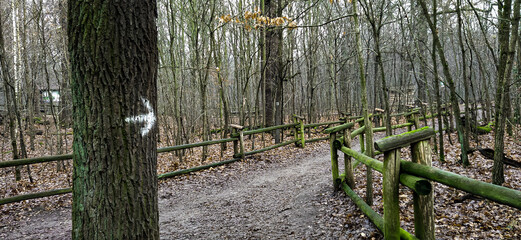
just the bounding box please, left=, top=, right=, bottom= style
left=407, top=114, right=413, bottom=132
left=359, top=121, right=365, bottom=153
left=375, top=127, right=436, bottom=240
left=232, top=128, right=238, bottom=156
left=383, top=147, right=401, bottom=240
left=411, top=140, right=435, bottom=240
left=230, top=124, right=244, bottom=158
left=412, top=112, right=420, bottom=129
left=343, top=121, right=355, bottom=189
left=293, top=115, right=305, bottom=148
left=330, top=132, right=339, bottom=191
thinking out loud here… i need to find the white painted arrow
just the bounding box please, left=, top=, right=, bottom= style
left=125, top=97, right=156, bottom=137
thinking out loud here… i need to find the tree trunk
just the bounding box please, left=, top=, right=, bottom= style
left=416, top=0, right=469, bottom=166
left=493, top=0, right=519, bottom=185
left=69, top=1, right=159, bottom=238
left=352, top=0, right=374, bottom=205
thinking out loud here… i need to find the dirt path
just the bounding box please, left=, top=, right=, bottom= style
left=1, top=141, right=380, bottom=239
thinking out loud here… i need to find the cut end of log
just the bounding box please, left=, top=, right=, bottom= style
left=229, top=124, right=244, bottom=130
left=414, top=179, right=433, bottom=195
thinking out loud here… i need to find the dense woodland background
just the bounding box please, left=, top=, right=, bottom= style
left=0, top=0, right=520, bottom=183
left=2, top=0, right=520, bottom=150
left=1, top=0, right=521, bottom=238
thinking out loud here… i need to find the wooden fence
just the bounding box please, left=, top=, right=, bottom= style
left=326, top=113, right=521, bottom=239
left=0, top=114, right=347, bottom=206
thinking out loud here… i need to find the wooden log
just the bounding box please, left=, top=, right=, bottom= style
left=294, top=116, right=305, bottom=148
left=304, top=120, right=344, bottom=128
left=229, top=124, right=244, bottom=130
left=240, top=123, right=298, bottom=136
left=350, top=125, right=366, bottom=138
left=411, top=140, right=435, bottom=240
left=0, top=154, right=73, bottom=168
left=238, top=130, right=245, bottom=158
left=400, top=161, right=521, bottom=210
left=305, top=137, right=329, bottom=143
left=343, top=125, right=355, bottom=189
left=339, top=145, right=432, bottom=195
left=373, top=122, right=413, bottom=133
left=374, top=127, right=435, bottom=152
left=0, top=188, right=72, bottom=206
left=359, top=122, right=365, bottom=154
left=324, top=122, right=355, bottom=134
left=383, top=149, right=401, bottom=240
left=330, top=132, right=340, bottom=191
left=474, top=148, right=521, bottom=168
left=292, top=114, right=305, bottom=120
left=412, top=113, right=420, bottom=129
left=157, top=138, right=237, bottom=153
left=341, top=182, right=419, bottom=240
left=243, top=139, right=299, bottom=156
left=3, top=137, right=238, bottom=168
left=232, top=128, right=239, bottom=157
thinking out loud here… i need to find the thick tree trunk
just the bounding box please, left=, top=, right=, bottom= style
left=69, top=1, right=159, bottom=238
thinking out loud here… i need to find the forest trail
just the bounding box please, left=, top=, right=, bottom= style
left=1, top=141, right=370, bottom=239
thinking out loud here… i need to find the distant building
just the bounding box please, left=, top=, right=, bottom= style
left=39, top=88, right=61, bottom=113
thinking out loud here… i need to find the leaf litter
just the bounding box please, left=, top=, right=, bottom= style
left=0, top=125, right=520, bottom=239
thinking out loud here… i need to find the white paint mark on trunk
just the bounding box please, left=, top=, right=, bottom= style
left=125, top=97, right=156, bottom=137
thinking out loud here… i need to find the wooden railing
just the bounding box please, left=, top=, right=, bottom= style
left=326, top=114, right=521, bottom=239
left=0, top=115, right=348, bottom=206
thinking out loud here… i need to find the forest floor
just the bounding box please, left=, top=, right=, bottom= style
left=1, top=127, right=521, bottom=239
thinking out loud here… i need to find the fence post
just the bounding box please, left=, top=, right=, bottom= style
left=293, top=115, right=305, bottom=148
left=359, top=121, right=365, bottom=154
left=230, top=124, right=244, bottom=158
left=329, top=132, right=339, bottom=191
left=411, top=140, right=435, bottom=240
left=412, top=112, right=420, bottom=129
left=383, top=147, right=401, bottom=240
left=343, top=121, right=355, bottom=189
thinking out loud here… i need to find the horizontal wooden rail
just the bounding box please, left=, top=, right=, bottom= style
left=0, top=188, right=72, bottom=205
left=324, top=122, right=355, bottom=134
left=0, top=138, right=239, bottom=168
left=350, top=126, right=366, bottom=138
left=401, top=161, right=521, bottom=210
left=341, top=182, right=419, bottom=240
left=244, top=139, right=299, bottom=156
left=305, top=137, right=329, bottom=143
left=157, top=138, right=237, bottom=153
left=304, top=120, right=344, bottom=128
left=372, top=122, right=414, bottom=133
left=374, top=127, right=434, bottom=152
left=339, top=146, right=432, bottom=195
left=236, top=123, right=299, bottom=136
left=0, top=154, right=74, bottom=168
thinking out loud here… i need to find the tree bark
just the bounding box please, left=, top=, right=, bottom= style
left=416, top=0, right=469, bottom=166
left=69, top=1, right=159, bottom=238
left=493, top=0, right=518, bottom=185
left=352, top=0, right=374, bottom=205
